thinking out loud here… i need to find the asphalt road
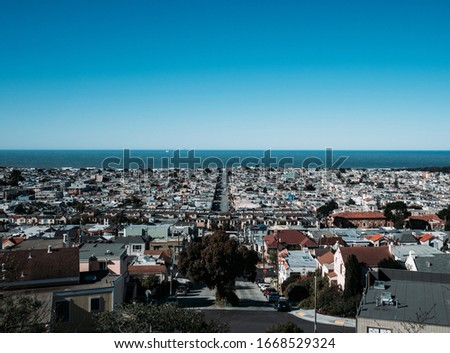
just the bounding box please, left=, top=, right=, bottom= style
left=176, top=280, right=272, bottom=309
left=175, top=280, right=355, bottom=333
left=219, top=168, right=229, bottom=213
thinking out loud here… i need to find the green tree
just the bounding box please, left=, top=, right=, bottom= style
left=317, top=284, right=344, bottom=315
left=316, top=284, right=360, bottom=318
left=266, top=321, right=303, bottom=333
left=441, top=239, right=449, bottom=252
left=0, top=295, right=48, bottom=332
left=14, top=204, right=28, bottom=214
left=8, top=169, right=25, bottom=186
left=343, top=254, right=363, bottom=299
left=285, top=282, right=309, bottom=303
left=437, top=205, right=450, bottom=231
left=178, top=232, right=258, bottom=304
left=304, top=184, right=316, bottom=191
left=141, top=275, right=160, bottom=290
left=316, top=200, right=339, bottom=226
left=384, top=201, right=410, bottom=229
left=347, top=198, right=356, bottom=206
left=93, top=303, right=229, bottom=333
left=280, top=274, right=301, bottom=293
left=378, top=257, right=406, bottom=270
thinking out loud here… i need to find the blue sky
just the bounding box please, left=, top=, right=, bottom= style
left=1, top=0, right=450, bottom=150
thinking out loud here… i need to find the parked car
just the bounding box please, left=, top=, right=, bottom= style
left=176, top=285, right=188, bottom=296
left=268, top=292, right=280, bottom=303
left=274, top=299, right=291, bottom=312
left=264, top=287, right=277, bottom=296
left=259, top=283, right=270, bottom=291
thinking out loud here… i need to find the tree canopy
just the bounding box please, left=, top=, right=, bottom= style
left=93, top=302, right=229, bottom=333
left=344, top=254, right=364, bottom=299
left=383, top=201, right=410, bottom=229
left=378, top=257, right=406, bottom=270
left=178, top=232, right=258, bottom=303
left=437, top=205, right=450, bottom=231
left=316, top=199, right=339, bottom=224
left=8, top=169, right=25, bottom=186
left=0, top=295, right=48, bottom=333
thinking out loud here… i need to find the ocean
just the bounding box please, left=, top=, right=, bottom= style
left=1, top=150, right=450, bottom=169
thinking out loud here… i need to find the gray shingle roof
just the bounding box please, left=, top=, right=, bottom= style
left=414, top=254, right=450, bottom=273
left=358, top=269, right=450, bottom=327
left=79, top=242, right=126, bottom=261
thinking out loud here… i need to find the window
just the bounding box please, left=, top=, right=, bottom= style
left=132, top=244, right=143, bottom=253
left=367, top=327, right=392, bottom=333
left=55, top=300, right=70, bottom=323
left=99, top=261, right=108, bottom=270
left=89, top=297, right=103, bottom=313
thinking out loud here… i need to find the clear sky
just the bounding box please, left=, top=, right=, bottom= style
left=1, top=0, right=450, bottom=150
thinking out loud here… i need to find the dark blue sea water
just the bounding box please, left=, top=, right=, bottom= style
left=1, top=150, right=450, bottom=169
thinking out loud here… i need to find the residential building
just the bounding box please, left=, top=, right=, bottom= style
left=357, top=269, right=450, bottom=333
left=278, top=249, right=317, bottom=285
left=330, top=212, right=389, bottom=229
left=334, top=246, right=392, bottom=290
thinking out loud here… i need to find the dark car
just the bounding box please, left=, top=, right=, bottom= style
left=176, top=285, right=188, bottom=296
left=274, top=300, right=291, bottom=312
left=264, top=287, right=277, bottom=296
left=268, top=292, right=280, bottom=303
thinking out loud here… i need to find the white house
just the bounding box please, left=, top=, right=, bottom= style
left=278, top=249, right=317, bottom=285
left=334, top=246, right=391, bottom=290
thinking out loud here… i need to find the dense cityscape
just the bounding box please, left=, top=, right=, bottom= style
left=1, top=165, right=449, bottom=333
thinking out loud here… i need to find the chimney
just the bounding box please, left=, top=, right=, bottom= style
left=47, top=245, right=52, bottom=254
left=63, top=233, right=71, bottom=248
left=426, top=261, right=431, bottom=268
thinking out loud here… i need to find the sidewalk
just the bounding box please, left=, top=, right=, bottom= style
left=291, top=308, right=356, bottom=328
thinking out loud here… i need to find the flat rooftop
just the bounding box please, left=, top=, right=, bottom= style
left=358, top=270, right=450, bottom=327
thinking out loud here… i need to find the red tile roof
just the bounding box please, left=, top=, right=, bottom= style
left=409, top=214, right=443, bottom=222
left=332, top=212, right=386, bottom=220
left=2, top=237, right=25, bottom=248
left=327, top=271, right=337, bottom=279
left=264, top=230, right=316, bottom=248
left=144, top=249, right=172, bottom=263
left=339, top=246, right=391, bottom=267
left=317, top=237, right=347, bottom=247
left=368, top=234, right=385, bottom=243
left=419, top=233, right=435, bottom=243
left=317, top=250, right=334, bottom=265
left=128, top=264, right=167, bottom=275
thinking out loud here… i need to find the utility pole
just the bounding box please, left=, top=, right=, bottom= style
left=169, top=265, right=173, bottom=296
left=314, top=275, right=318, bottom=333
left=276, top=234, right=280, bottom=294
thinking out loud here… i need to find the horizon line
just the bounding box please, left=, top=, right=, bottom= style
left=1, top=148, right=450, bottom=152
